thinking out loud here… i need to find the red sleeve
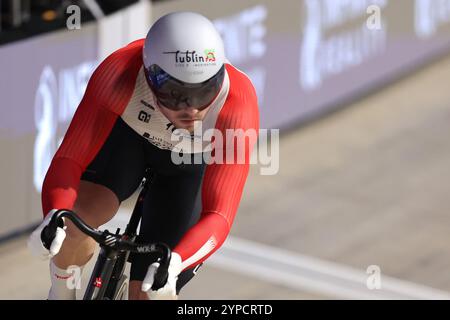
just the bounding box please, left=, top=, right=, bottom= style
left=174, top=65, right=260, bottom=270
left=41, top=40, right=144, bottom=216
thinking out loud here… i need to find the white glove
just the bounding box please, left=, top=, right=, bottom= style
left=142, top=252, right=183, bottom=300
left=27, top=209, right=67, bottom=260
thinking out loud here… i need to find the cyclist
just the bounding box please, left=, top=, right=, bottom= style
left=28, top=11, right=259, bottom=300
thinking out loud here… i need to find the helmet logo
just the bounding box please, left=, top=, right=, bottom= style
left=204, top=49, right=216, bottom=62
left=163, top=50, right=217, bottom=67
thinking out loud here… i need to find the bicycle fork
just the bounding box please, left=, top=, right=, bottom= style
left=83, top=246, right=119, bottom=300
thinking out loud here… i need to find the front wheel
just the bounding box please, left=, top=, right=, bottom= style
left=113, top=275, right=129, bottom=300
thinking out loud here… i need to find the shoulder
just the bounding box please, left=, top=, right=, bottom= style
left=89, top=39, right=144, bottom=86
left=225, top=63, right=258, bottom=104
left=216, top=63, right=259, bottom=131
left=84, top=39, right=145, bottom=112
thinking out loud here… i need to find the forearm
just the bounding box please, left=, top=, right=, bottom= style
left=41, top=157, right=83, bottom=216
left=174, top=211, right=230, bottom=271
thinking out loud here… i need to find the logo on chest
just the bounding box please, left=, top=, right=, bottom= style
left=137, top=100, right=155, bottom=124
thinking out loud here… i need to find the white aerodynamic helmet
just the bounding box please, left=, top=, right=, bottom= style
left=143, top=11, right=226, bottom=111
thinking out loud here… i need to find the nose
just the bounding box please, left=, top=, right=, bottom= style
left=187, top=95, right=206, bottom=110
left=183, top=106, right=200, bottom=116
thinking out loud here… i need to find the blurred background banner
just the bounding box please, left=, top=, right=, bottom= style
left=0, top=23, right=98, bottom=236
left=153, top=0, right=450, bottom=130
left=0, top=1, right=152, bottom=238
left=1, top=0, right=450, bottom=242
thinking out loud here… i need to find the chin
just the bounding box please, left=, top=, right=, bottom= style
left=175, top=122, right=194, bottom=132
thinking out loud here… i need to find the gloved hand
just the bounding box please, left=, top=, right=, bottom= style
left=141, top=252, right=183, bottom=300
left=27, top=209, right=67, bottom=260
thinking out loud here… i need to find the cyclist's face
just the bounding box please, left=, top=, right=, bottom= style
left=157, top=102, right=211, bottom=132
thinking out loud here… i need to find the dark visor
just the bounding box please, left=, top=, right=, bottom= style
left=145, top=64, right=225, bottom=111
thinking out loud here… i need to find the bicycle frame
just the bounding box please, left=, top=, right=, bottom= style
left=83, top=168, right=154, bottom=300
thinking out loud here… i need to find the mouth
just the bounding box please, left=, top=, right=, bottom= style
left=179, top=119, right=200, bottom=122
